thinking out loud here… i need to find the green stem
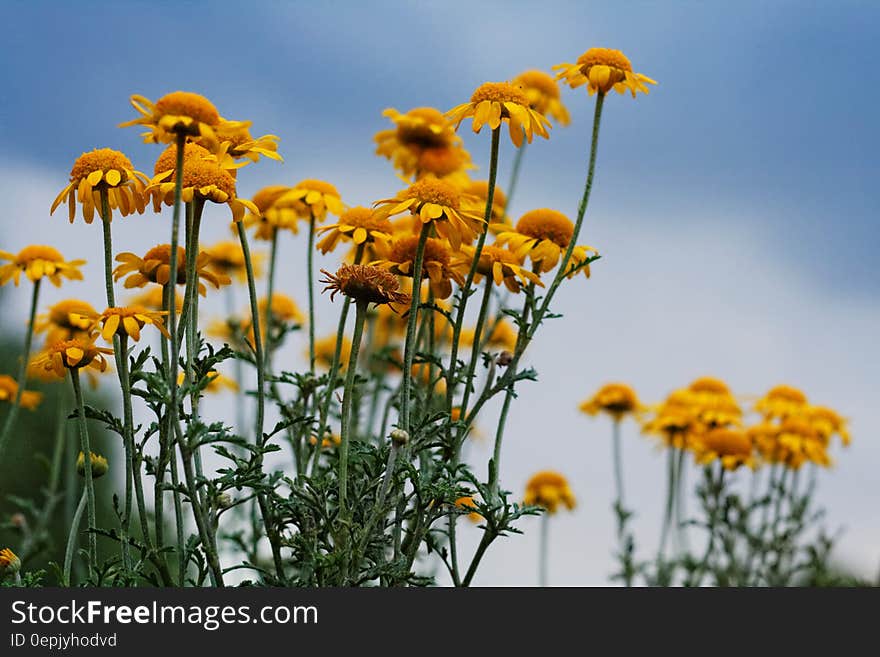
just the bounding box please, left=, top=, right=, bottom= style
left=62, top=490, right=87, bottom=586
left=0, top=278, right=41, bottom=460
left=307, top=212, right=317, bottom=373
left=399, top=223, right=432, bottom=434
left=612, top=419, right=625, bottom=515
left=99, top=189, right=116, bottom=307
left=658, top=446, right=675, bottom=559
left=70, top=369, right=96, bottom=577
left=264, top=227, right=278, bottom=370
left=456, top=278, right=493, bottom=420
left=183, top=200, right=205, bottom=491
left=675, top=448, right=689, bottom=553
left=539, top=512, right=549, bottom=587
left=339, top=300, right=368, bottom=539
left=692, top=465, right=725, bottom=586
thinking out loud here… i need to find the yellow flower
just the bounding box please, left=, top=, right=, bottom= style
left=807, top=405, right=850, bottom=447
left=455, top=244, right=543, bottom=293
left=523, top=471, right=576, bottom=514
left=513, top=70, right=571, bottom=126
left=687, top=377, right=742, bottom=428
left=30, top=335, right=113, bottom=379
left=177, top=369, right=239, bottom=393
left=148, top=147, right=260, bottom=223
left=0, top=548, right=21, bottom=578
left=374, top=176, right=484, bottom=251
left=243, top=185, right=296, bottom=239
left=204, top=120, right=283, bottom=167
left=693, top=427, right=755, bottom=470
left=460, top=317, right=518, bottom=353
left=579, top=383, right=641, bottom=420
left=127, top=286, right=183, bottom=312
left=76, top=451, right=109, bottom=478
left=316, top=206, right=394, bottom=255
left=0, top=246, right=85, bottom=287
left=309, top=432, right=342, bottom=449
left=35, top=299, right=99, bottom=344
left=119, top=91, right=235, bottom=148
left=314, top=334, right=352, bottom=371
left=51, top=148, right=148, bottom=224
left=554, top=47, right=657, bottom=97
left=372, top=235, right=465, bottom=300
left=113, top=244, right=231, bottom=296
left=374, top=107, right=467, bottom=178
left=204, top=240, right=265, bottom=282
left=454, top=496, right=483, bottom=523
left=0, top=375, right=43, bottom=410
left=259, top=292, right=306, bottom=325
left=275, top=179, right=344, bottom=222
left=447, top=81, right=551, bottom=147
left=320, top=264, right=410, bottom=307
left=97, top=306, right=170, bottom=342
left=755, top=385, right=808, bottom=420
left=465, top=181, right=509, bottom=229
left=641, top=389, right=699, bottom=449
left=493, top=209, right=597, bottom=278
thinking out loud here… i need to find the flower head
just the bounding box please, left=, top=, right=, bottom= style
left=494, top=209, right=597, bottom=278
left=316, top=206, right=394, bottom=254
left=461, top=317, right=518, bottom=353
left=205, top=120, right=283, bottom=167
left=30, top=335, right=113, bottom=379
left=275, top=179, right=344, bottom=222
left=579, top=382, right=641, bottom=420
left=0, top=246, right=85, bottom=287
left=687, top=377, right=742, bottom=428
left=554, top=47, right=657, bottom=97
left=374, top=176, right=484, bottom=250
left=455, top=244, right=543, bottom=292
left=446, top=81, right=551, bottom=147
left=0, top=375, right=42, bottom=410
left=35, top=299, right=99, bottom=344
left=204, top=240, right=265, bottom=282
left=113, top=245, right=231, bottom=296
left=243, top=185, right=296, bottom=239
left=523, top=471, right=576, bottom=514
left=320, top=264, right=410, bottom=307
left=127, top=286, right=183, bottom=312
left=454, top=496, right=483, bottom=523
left=375, top=107, right=469, bottom=178
left=51, top=148, right=148, bottom=223
left=97, top=306, right=170, bottom=342
left=314, top=334, right=352, bottom=371
left=513, top=70, right=571, bottom=126
left=465, top=181, right=508, bottom=228
left=120, top=91, right=233, bottom=148
left=807, top=405, right=850, bottom=447
left=77, top=451, right=109, bottom=478
left=641, top=389, right=700, bottom=449
left=372, top=235, right=464, bottom=299
left=0, top=548, right=21, bottom=578
left=693, top=428, right=755, bottom=470
left=259, top=292, right=306, bottom=325
left=755, top=385, right=808, bottom=420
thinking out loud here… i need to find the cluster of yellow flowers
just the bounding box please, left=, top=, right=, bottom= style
left=580, top=378, right=849, bottom=472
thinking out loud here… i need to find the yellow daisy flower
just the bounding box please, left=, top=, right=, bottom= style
left=96, top=306, right=170, bottom=342
left=204, top=240, right=265, bottom=282
left=513, top=70, right=571, bottom=126
left=35, top=299, right=99, bottom=345
left=30, top=335, right=113, bottom=379
left=0, top=548, right=21, bottom=578
left=493, top=209, right=597, bottom=278
left=807, top=405, right=850, bottom=447
left=203, top=119, right=283, bottom=167
left=374, top=176, right=484, bottom=251
left=0, top=246, right=85, bottom=287
left=460, top=317, right=518, bottom=354
left=243, top=185, right=296, bottom=239
left=127, top=286, right=183, bottom=312
left=465, top=180, right=509, bottom=230
left=687, top=377, right=742, bottom=428
left=579, top=382, right=641, bottom=421
left=454, top=496, right=483, bottom=523
left=316, top=206, right=394, bottom=255
left=51, top=148, right=148, bottom=224
left=113, top=244, right=231, bottom=296
left=455, top=243, right=543, bottom=293
left=275, top=179, right=344, bottom=222
left=76, top=451, right=109, bottom=478
left=523, top=471, right=576, bottom=514
left=693, top=427, right=755, bottom=471
left=314, top=334, right=352, bottom=371
left=0, top=375, right=43, bottom=410
left=641, top=389, right=700, bottom=450
left=372, top=235, right=465, bottom=300
left=374, top=106, right=464, bottom=178
left=755, top=385, right=808, bottom=420
left=119, top=90, right=236, bottom=148
left=446, top=81, right=551, bottom=147
left=554, top=47, right=657, bottom=97
left=259, top=292, right=306, bottom=325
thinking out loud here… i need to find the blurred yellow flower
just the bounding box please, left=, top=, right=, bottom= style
left=316, top=207, right=394, bottom=255
left=523, top=471, right=576, bottom=514
left=465, top=180, right=509, bottom=228
left=97, top=306, right=170, bottom=342
left=243, top=185, right=296, bottom=239
left=807, top=405, right=850, bottom=447
left=35, top=299, right=99, bottom=345
left=0, top=246, right=85, bottom=287
left=76, top=451, right=109, bottom=478
left=461, top=317, right=518, bottom=353
left=276, top=179, right=344, bottom=222
left=755, top=385, right=808, bottom=420
left=51, top=148, right=148, bottom=223
left=579, top=382, right=641, bottom=421
left=454, top=496, right=483, bottom=522
left=687, top=376, right=742, bottom=428
left=693, top=427, right=755, bottom=470
left=641, top=389, right=699, bottom=449
left=259, top=292, right=306, bottom=325
left=31, top=335, right=113, bottom=379
left=114, top=245, right=231, bottom=296
left=456, top=243, right=543, bottom=292
left=177, top=369, right=239, bottom=394
left=314, top=334, right=352, bottom=371
left=127, top=286, right=183, bottom=312
left=374, top=107, right=469, bottom=179
left=513, top=70, right=571, bottom=126
left=447, top=81, right=551, bottom=147
left=204, top=240, right=265, bottom=282
left=309, top=433, right=342, bottom=449
left=0, top=375, right=42, bottom=410
left=554, top=47, right=656, bottom=97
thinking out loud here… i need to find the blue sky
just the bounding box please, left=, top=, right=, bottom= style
left=1, top=1, right=877, bottom=584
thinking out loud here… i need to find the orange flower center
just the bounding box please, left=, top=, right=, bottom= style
left=689, top=377, right=732, bottom=395
left=576, top=47, right=633, bottom=73
left=396, top=107, right=451, bottom=148
left=703, top=428, right=751, bottom=456
left=514, top=70, right=560, bottom=99
left=69, top=149, right=133, bottom=184
left=339, top=207, right=392, bottom=232
left=475, top=245, right=519, bottom=276
left=102, top=306, right=145, bottom=319
left=15, top=245, right=64, bottom=265
left=180, top=158, right=237, bottom=198
left=390, top=235, right=451, bottom=268
left=154, top=142, right=213, bottom=176
left=470, top=81, right=528, bottom=106
left=766, top=385, right=807, bottom=404
left=417, top=146, right=468, bottom=177
left=403, top=177, right=460, bottom=210
left=154, top=91, right=220, bottom=126
left=142, top=245, right=187, bottom=284
left=50, top=339, right=99, bottom=369
left=515, top=209, right=574, bottom=247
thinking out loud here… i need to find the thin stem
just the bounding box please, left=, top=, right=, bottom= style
left=612, top=419, right=625, bottom=515
left=70, top=369, right=96, bottom=577
left=264, top=227, right=279, bottom=369
left=183, top=200, right=205, bottom=489
left=0, top=278, right=41, bottom=460
left=457, top=279, right=493, bottom=420
left=691, top=465, right=725, bottom=586
left=539, top=512, right=550, bottom=587
left=62, top=490, right=87, bottom=586
left=399, top=223, right=432, bottom=434
left=339, top=300, right=368, bottom=532
left=307, top=212, right=317, bottom=373
left=356, top=440, right=399, bottom=565
left=505, top=140, right=527, bottom=213
left=675, top=447, right=689, bottom=553
left=658, top=446, right=676, bottom=559
left=488, top=386, right=514, bottom=503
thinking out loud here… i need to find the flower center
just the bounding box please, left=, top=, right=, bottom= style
left=252, top=185, right=291, bottom=212
left=396, top=107, right=451, bottom=148
left=766, top=385, right=807, bottom=404
left=703, top=428, right=751, bottom=456
left=15, top=245, right=64, bottom=265
left=514, top=70, right=561, bottom=99
left=154, top=142, right=213, bottom=176
left=102, top=306, right=143, bottom=319
left=576, top=47, right=633, bottom=73
left=340, top=207, right=392, bottom=232
left=142, top=245, right=187, bottom=283
left=154, top=91, right=220, bottom=126
left=180, top=158, right=237, bottom=198
left=403, top=177, right=460, bottom=210
left=49, top=300, right=96, bottom=327
left=390, top=235, right=450, bottom=268
left=475, top=245, right=518, bottom=276
left=470, top=81, right=528, bottom=106
left=294, top=179, right=340, bottom=198
left=515, top=209, right=574, bottom=247
left=51, top=339, right=97, bottom=368
left=69, top=149, right=133, bottom=184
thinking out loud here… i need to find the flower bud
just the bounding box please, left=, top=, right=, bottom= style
left=497, top=351, right=513, bottom=367
left=76, top=451, right=109, bottom=479
left=390, top=428, right=409, bottom=446
left=0, top=548, right=21, bottom=578
left=215, top=493, right=233, bottom=509
left=10, top=513, right=27, bottom=530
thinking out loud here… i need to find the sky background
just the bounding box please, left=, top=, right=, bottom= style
left=0, top=0, right=877, bottom=585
